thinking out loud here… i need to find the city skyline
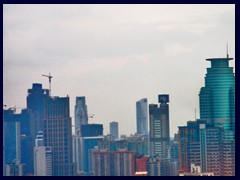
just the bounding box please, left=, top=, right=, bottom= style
left=3, top=4, right=235, bottom=137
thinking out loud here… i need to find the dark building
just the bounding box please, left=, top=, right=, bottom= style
left=80, top=124, right=103, bottom=137
left=3, top=108, right=33, bottom=175
left=43, top=96, right=76, bottom=176
left=27, top=83, right=49, bottom=134
left=149, top=94, right=170, bottom=158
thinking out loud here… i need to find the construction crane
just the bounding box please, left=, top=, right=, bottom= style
left=42, top=73, right=53, bottom=96
left=9, top=106, right=25, bottom=113
left=71, top=114, right=95, bottom=127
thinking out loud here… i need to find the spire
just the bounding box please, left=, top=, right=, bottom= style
left=227, top=43, right=229, bottom=58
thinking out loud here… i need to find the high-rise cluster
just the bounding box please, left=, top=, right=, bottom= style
left=3, top=54, right=235, bottom=176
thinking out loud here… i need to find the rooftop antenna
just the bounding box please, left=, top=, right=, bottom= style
left=227, top=43, right=229, bottom=58
left=42, top=73, right=53, bottom=96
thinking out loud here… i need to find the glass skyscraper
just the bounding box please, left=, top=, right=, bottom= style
left=74, top=97, right=88, bottom=135
left=199, top=57, right=235, bottom=134
left=136, top=98, right=148, bottom=136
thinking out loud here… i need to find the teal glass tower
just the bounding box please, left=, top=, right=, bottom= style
left=199, top=56, right=235, bottom=135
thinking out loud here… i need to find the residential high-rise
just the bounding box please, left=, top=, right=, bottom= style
left=93, top=150, right=135, bottom=176
left=178, top=119, right=234, bottom=176
left=149, top=95, right=170, bottom=158
left=5, top=160, right=25, bottom=176
left=43, top=96, right=75, bottom=176
left=136, top=98, right=148, bottom=136
left=199, top=57, right=235, bottom=134
left=146, top=155, right=171, bottom=176
left=75, top=97, right=88, bottom=135
left=34, top=131, right=52, bottom=176
left=110, top=121, right=119, bottom=140
left=135, top=154, right=148, bottom=174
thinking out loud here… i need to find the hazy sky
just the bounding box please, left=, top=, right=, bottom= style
left=3, top=4, right=235, bottom=137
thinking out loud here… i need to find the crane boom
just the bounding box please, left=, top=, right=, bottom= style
left=42, top=73, right=53, bottom=96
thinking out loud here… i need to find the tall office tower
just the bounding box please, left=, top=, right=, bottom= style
left=34, top=131, right=52, bottom=176
left=43, top=96, right=75, bottom=176
left=26, top=83, right=50, bottom=175
left=27, top=83, right=49, bottom=133
left=93, top=150, right=135, bottom=176
left=110, top=121, right=119, bottom=140
left=74, top=97, right=88, bottom=135
left=199, top=56, right=235, bottom=134
left=136, top=98, right=148, bottom=135
left=149, top=95, right=170, bottom=158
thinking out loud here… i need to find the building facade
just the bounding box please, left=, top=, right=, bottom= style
left=43, top=96, right=75, bottom=176
left=93, top=150, right=135, bottom=176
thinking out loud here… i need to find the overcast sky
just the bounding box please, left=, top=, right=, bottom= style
left=3, top=4, right=235, bottom=137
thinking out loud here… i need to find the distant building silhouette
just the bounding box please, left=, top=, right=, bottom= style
left=136, top=98, right=148, bottom=136
left=110, top=121, right=119, bottom=140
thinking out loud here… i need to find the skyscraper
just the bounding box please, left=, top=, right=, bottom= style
left=43, top=96, right=75, bottom=176
left=74, top=97, right=88, bottom=135
left=136, top=98, right=148, bottom=135
left=34, top=131, right=52, bottom=176
left=110, top=121, right=119, bottom=140
left=199, top=56, right=235, bottom=134
left=149, top=95, right=170, bottom=158
left=27, top=83, right=49, bottom=133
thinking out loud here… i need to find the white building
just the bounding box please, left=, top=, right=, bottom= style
left=34, top=131, right=52, bottom=176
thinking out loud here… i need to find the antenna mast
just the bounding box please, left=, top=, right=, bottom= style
left=227, top=43, right=229, bottom=58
